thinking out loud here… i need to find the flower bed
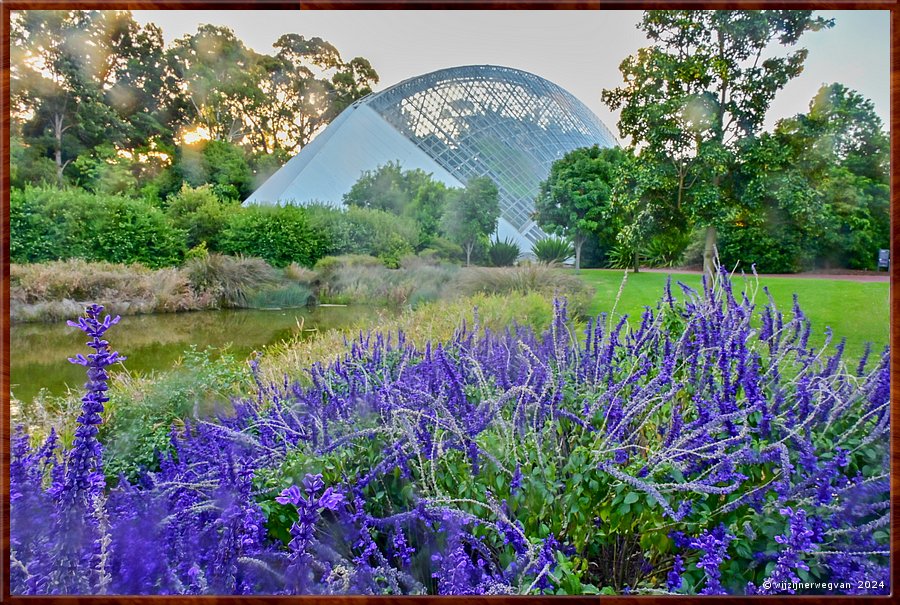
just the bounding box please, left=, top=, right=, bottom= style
left=11, top=271, right=889, bottom=595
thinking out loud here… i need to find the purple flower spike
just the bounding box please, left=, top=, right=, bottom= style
left=276, top=485, right=303, bottom=506
left=318, top=487, right=345, bottom=511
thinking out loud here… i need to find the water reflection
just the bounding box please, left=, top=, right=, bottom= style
left=11, top=306, right=383, bottom=402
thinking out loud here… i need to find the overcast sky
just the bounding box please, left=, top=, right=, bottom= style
left=132, top=10, right=889, bottom=142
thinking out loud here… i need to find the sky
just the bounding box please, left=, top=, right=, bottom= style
left=132, top=10, right=889, bottom=143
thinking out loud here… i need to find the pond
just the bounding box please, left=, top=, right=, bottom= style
left=10, top=306, right=388, bottom=403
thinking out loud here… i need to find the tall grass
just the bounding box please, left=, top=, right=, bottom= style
left=455, top=263, right=594, bottom=315
left=183, top=253, right=280, bottom=307
left=314, top=254, right=460, bottom=307
left=11, top=256, right=294, bottom=322
left=10, top=259, right=198, bottom=321
left=258, top=292, right=557, bottom=385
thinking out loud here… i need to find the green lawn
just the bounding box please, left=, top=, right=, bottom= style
left=574, top=269, right=890, bottom=361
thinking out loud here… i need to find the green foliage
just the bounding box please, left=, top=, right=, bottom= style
left=605, top=242, right=635, bottom=270
left=642, top=231, right=691, bottom=268
left=172, top=139, right=254, bottom=201
left=343, top=162, right=451, bottom=245
left=166, top=183, right=236, bottom=250
left=442, top=177, right=500, bottom=266
left=722, top=84, right=889, bottom=272
left=602, top=11, right=832, bottom=272
left=487, top=237, right=520, bottom=267
left=535, top=145, right=628, bottom=269
left=10, top=186, right=186, bottom=268
left=418, top=236, right=464, bottom=263
left=532, top=236, right=574, bottom=265
left=12, top=11, right=169, bottom=186
left=101, top=346, right=252, bottom=482
left=219, top=204, right=327, bottom=268
left=305, top=204, right=420, bottom=268
left=69, top=144, right=137, bottom=195
left=343, top=161, right=410, bottom=214
left=10, top=134, right=58, bottom=189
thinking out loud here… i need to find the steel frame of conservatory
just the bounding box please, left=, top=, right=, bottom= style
left=246, top=65, right=617, bottom=249
left=365, top=65, right=618, bottom=245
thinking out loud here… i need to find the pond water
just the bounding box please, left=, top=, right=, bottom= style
left=10, top=306, right=386, bottom=402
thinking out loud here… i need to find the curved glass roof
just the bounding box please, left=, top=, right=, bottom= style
left=361, top=65, right=618, bottom=243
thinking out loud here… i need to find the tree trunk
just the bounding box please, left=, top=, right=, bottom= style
left=53, top=113, right=65, bottom=186
left=55, top=148, right=64, bottom=186
left=632, top=249, right=640, bottom=273
left=703, top=225, right=717, bottom=277
left=574, top=234, right=583, bottom=273
left=465, top=242, right=473, bottom=267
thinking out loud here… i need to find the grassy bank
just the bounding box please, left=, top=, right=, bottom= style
left=576, top=269, right=889, bottom=357
left=12, top=255, right=594, bottom=323
left=12, top=291, right=561, bottom=481
left=10, top=256, right=311, bottom=322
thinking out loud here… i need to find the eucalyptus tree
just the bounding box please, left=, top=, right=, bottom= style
left=12, top=10, right=164, bottom=185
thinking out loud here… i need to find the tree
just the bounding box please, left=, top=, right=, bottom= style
left=237, top=34, right=378, bottom=157
left=171, top=139, right=254, bottom=201
left=443, top=177, right=500, bottom=266
left=12, top=11, right=140, bottom=185
left=344, top=162, right=451, bottom=245
left=602, top=10, right=832, bottom=275
left=722, top=84, right=889, bottom=271
left=343, top=162, right=409, bottom=214
left=165, top=25, right=258, bottom=144
left=534, top=145, right=628, bottom=271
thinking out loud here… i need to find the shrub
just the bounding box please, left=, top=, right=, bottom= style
left=419, top=235, right=464, bottom=262
left=166, top=184, right=236, bottom=250
left=532, top=236, right=573, bottom=264
left=717, top=222, right=812, bottom=274
left=642, top=231, right=690, bottom=268
left=172, top=139, right=254, bottom=201
left=220, top=205, right=328, bottom=268
left=100, top=346, right=252, bottom=483
left=606, top=241, right=636, bottom=269
left=11, top=277, right=889, bottom=594
left=10, top=186, right=186, bottom=268
left=305, top=204, right=419, bottom=267
left=488, top=236, right=520, bottom=267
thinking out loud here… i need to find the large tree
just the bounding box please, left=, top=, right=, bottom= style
left=11, top=10, right=163, bottom=185
left=344, top=162, right=451, bottom=245
left=443, top=177, right=500, bottom=267
left=165, top=25, right=258, bottom=144
left=602, top=10, right=832, bottom=275
left=534, top=145, right=628, bottom=272
left=238, top=35, right=378, bottom=157
left=721, top=83, right=889, bottom=272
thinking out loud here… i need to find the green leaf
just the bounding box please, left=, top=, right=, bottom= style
left=624, top=492, right=640, bottom=505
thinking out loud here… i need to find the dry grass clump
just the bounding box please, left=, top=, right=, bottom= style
left=313, top=254, right=459, bottom=307
left=183, top=253, right=281, bottom=308
left=11, top=255, right=288, bottom=322
left=11, top=259, right=156, bottom=304
left=453, top=263, right=595, bottom=315
left=10, top=260, right=199, bottom=322
left=284, top=262, right=318, bottom=284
